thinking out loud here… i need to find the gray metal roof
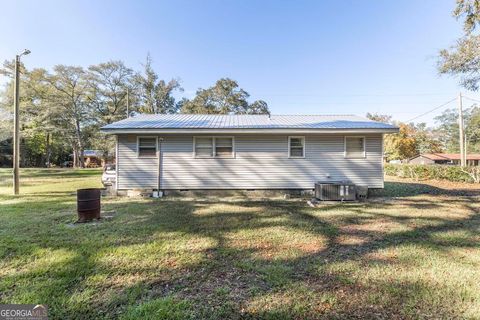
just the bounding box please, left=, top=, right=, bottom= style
left=101, top=114, right=398, bottom=132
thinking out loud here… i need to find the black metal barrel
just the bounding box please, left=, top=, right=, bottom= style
left=77, top=188, right=101, bottom=222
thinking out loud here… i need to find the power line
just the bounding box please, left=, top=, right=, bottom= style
left=462, top=95, right=480, bottom=104
left=405, top=97, right=457, bottom=123
left=257, top=92, right=459, bottom=97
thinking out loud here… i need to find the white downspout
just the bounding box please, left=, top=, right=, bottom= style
left=115, top=135, right=119, bottom=195
left=153, top=137, right=163, bottom=198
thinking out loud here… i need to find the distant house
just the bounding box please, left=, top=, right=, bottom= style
left=100, top=114, right=398, bottom=192
left=83, top=150, right=104, bottom=167
left=408, top=153, right=480, bottom=166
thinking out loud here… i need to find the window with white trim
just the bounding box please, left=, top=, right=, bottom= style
left=138, top=137, right=157, bottom=157
left=289, top=136, right=305, bottom=158
left=194, top=137, right=214, bottom=157
left=215, top=137, right=233, bottom=157
left=345, top=136, right=365, bottom=158
left=194, top=137, right=234, bottom=158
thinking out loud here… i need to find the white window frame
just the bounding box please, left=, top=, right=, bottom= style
left=137, top=136, right=158, bottom=158
left=288, top=136, right=305, bottom=158
left=193, top=136, right=235, bottom=159
left=344, top=136, right=366, bottom=159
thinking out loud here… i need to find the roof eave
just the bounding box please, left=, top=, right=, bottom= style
left=101, top=127, right=399, bottom=135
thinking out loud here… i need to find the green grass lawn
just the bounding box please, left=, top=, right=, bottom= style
left=0, top=168, right=479, bottom=319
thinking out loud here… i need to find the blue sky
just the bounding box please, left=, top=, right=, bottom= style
left=1, top=0, right=478, bottom=124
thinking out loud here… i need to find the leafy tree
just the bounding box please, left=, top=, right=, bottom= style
left=46, top=65, right=90, bottom=168
left=0, top=93, right=12, bottom=166
left=0, top=82, right=13, bottom=143
left=454, top=0, right=480, bottom=34
left=247, top=100, right=270, bottom=115
left=467, top=105, right=480, bottom=152
left=438, top=35, right=480, bottom=90
left=366, top=113, right=392, bottom=123
left=367, top=113, right=403, bottom=160
left=0, top=114, right=10, bottom=141
left=0, top=60, right=25, bottom=133
left=435, top=105, right=480, bottom=153
left=366, top=113, right=443, bottom=160
left=180, top=78, right=270, bottom=115
left=413, top=123, right=444, bottom=154
left=439, top=0, right=480, bottom=90
left=384, top=123, right=418, bottom=160
left=85, top=61, right=136, bottom=159
left=22, top=68, right=60, bottom=167
left=0, top=61, right=63, bottom=167
left=434, top=108, right=460, bottom=152
left=135, top=54, right=183, bottom=114
left=0, top=56, right=273, bottom=168
left=86, top=61, right=135, bottom=124
left=436, top=0, right=480, bottom=152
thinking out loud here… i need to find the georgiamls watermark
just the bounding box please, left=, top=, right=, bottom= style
left=0, top=305, right=48, bottom=320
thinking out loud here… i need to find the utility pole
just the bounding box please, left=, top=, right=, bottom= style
left=126, top=87, right=129, bottom=118
left=12, top=49, right=30, bottom=195
left=458, top=92, right=466, bottom=167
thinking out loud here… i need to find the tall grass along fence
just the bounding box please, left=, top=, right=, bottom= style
left=384, top=164, right=480, bottom=183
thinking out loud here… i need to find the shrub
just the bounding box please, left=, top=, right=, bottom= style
left=384, top=164, right=480, bottom=183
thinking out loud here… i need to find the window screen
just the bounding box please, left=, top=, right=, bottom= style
left=195, top=137, right=214, bottom=157
left=345, top=137, right=365, bottom=158
left=194, top=137, right=234, bottom=158
left=289, top=137, right=305, bottom=158
left=215, top=137, right=233, bottom=157
left=138, top=137, right=157, bottom=157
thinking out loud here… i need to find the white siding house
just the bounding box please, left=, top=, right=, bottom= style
left=102, top=114, right=398, bottom=191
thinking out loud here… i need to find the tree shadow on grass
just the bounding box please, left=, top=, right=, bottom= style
left=375, top=181, right=480, bottom=198
left=117, top=197, right=480, bottom=318
left=140, top=197, right=479, bottom=318
left=1, top=188, right=479, bottom=319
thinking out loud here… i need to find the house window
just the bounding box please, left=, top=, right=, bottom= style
left=194, top=137, right=234, bottom=158
left=215, top=137, right=234, bottom=157
left=195, top=137, right=214, bottom=157
left=289, top=136, right=305, bottom=158
left=138, top=137, right=157, bottom=157
left=345, top=136, right=365, bottom=158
